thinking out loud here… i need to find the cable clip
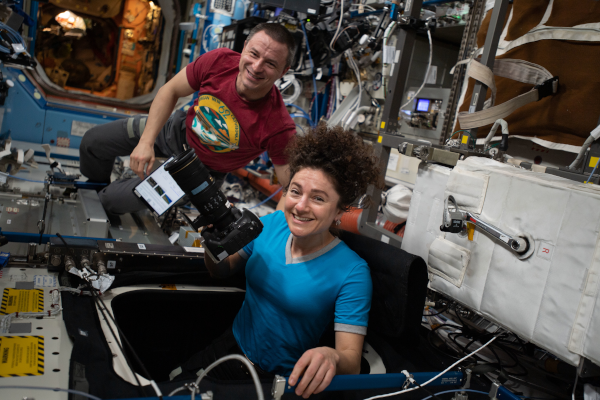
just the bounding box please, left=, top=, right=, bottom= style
left=185, top=382, right=200, bottom=400
left=401, top=370, right=415, bottom=389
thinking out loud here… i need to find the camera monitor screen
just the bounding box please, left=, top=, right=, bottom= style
left=133, top=157, right=186, bottom=216
left=416, top=98, right=431, bottom=112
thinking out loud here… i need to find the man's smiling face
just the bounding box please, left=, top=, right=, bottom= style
left=236, top=31, right=290, bottom=101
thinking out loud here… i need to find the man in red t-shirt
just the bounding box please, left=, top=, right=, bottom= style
left=80, top=23, right=297, bottom=214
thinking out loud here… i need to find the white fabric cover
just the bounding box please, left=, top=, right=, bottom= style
left=382, top=184, right=412, bottom=223
left=402, top=157, right=600, bottom=368
left=428, top=238, right=471, bottom=288
left=445, top=168, right=489, bottom=214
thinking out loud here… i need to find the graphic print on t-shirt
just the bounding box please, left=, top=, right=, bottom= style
left=191, top=94, right=240, bottom=153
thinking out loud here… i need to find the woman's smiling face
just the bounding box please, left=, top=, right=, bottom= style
left=284, top=168, right=343, bottom=240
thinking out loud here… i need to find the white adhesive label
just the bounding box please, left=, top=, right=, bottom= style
left=387, top=153, right=400, bottom=171
left=34, top=275, right=57, bottom=288
left=381, top=235, right=390, bottom=244
left=537, top=242, right=554, bottom=261
left=137, top=244, right=146, bottom=250
left=107, top=260, right=116, bottom=269
left=71, top=121, right=98, bottom=137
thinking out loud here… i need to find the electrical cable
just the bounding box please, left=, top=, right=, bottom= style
left=300, top=21, right=318, bottom=125
left=0, top=386, right=103, bottom=400
left=248, top=187, right=282, bottom=210
left=362, top=336, right=498, bottom=400
left=290, top=113, right=314, bottom=126
left=409, top=376, right=444, bottom=400
left=341, top=49, right=362, bottom=129
left=55, top=232, right=69, bottom=246
left=167, top=354, right=264, bottom=400
left=400, top=19, right=434, bottom=110
left=286, top=103, right=312, bottom=118
left=329, top=0, right=345, bottom=51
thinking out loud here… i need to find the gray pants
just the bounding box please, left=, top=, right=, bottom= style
left=80, top=111, right=189, bottom=214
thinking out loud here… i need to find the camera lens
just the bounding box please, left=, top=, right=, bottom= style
left=164, top=149, right=235, bottom=229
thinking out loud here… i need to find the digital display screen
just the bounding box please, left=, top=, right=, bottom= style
left=416, top=99, right=431, bottom=112
left=133, top=158, right=186, bottom=216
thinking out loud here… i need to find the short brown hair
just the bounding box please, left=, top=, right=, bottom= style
left=246, top=23, right=297, bottom=68
left=285, top=123, right=381, bottom=211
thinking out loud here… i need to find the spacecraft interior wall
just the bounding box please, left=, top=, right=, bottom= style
left=402, top=157, right=600, bottom=368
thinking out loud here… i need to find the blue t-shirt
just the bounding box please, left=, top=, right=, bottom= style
left=232, top=211, right=372, bottom=375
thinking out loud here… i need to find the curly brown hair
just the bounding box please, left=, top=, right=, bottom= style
left=285, top=123, right=381, bottom=211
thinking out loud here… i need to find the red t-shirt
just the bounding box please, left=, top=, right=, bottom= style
left=185, top=48, right=296, bottom=172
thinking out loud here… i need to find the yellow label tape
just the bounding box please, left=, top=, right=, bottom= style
left=1, top=289, right=44, bottom=315
left=377, top=136, right=383, bottom=143
left=0, top=336, right=44, bottom=377
left=461, top=134, right=469, bottom=144
left=380, top=122, right=385, bottom=129
left=589, top=156, right=599, bottom=168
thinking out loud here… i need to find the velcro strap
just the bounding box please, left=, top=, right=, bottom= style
left=458, top=56, right=558, bottom=129
left=458, top=89, right=540, bottom=129
left=467, top=60, right=497, bottom=107
left=493, top=59, right=553, bottom=85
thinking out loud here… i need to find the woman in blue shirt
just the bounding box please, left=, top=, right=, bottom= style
left=180, top=124, right=380, bottom=398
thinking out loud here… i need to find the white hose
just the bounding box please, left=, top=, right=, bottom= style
left=568, top=135, right=595, bottom=170
left=168, top=354, right=264, bottom=400
left=400, top=20, right=434, bottom=110
left=329, top=0, right=345, bottom=51
left=484, top=118, right=509, bottom=149
left=276, top=75, right=302, bottom=103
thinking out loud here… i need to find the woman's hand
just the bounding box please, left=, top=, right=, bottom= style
left=288, top=347, right=339, bottom=398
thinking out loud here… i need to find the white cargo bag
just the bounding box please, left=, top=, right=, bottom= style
left=402, top=157, right=600, bottom=368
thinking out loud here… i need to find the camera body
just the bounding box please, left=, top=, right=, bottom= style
left=164, top=149, right=263, bottom=263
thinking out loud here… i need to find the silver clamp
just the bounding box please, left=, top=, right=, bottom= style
left=271, top=375, right=287, bottom=400
left=452, top=368, right=472, bottom=400
left=489, top=381, right=501, bottom=400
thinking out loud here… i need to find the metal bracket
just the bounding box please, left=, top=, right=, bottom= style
left=489, top=381, right=500, bottom=400
left=271, top=375, right=287, bottom=400
left=452, top=368, right=472, bottom=400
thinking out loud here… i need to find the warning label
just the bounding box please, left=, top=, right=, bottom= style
left=0, top=289, right=44, bottom=315
left=0, top=336, right=45, bottom=377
